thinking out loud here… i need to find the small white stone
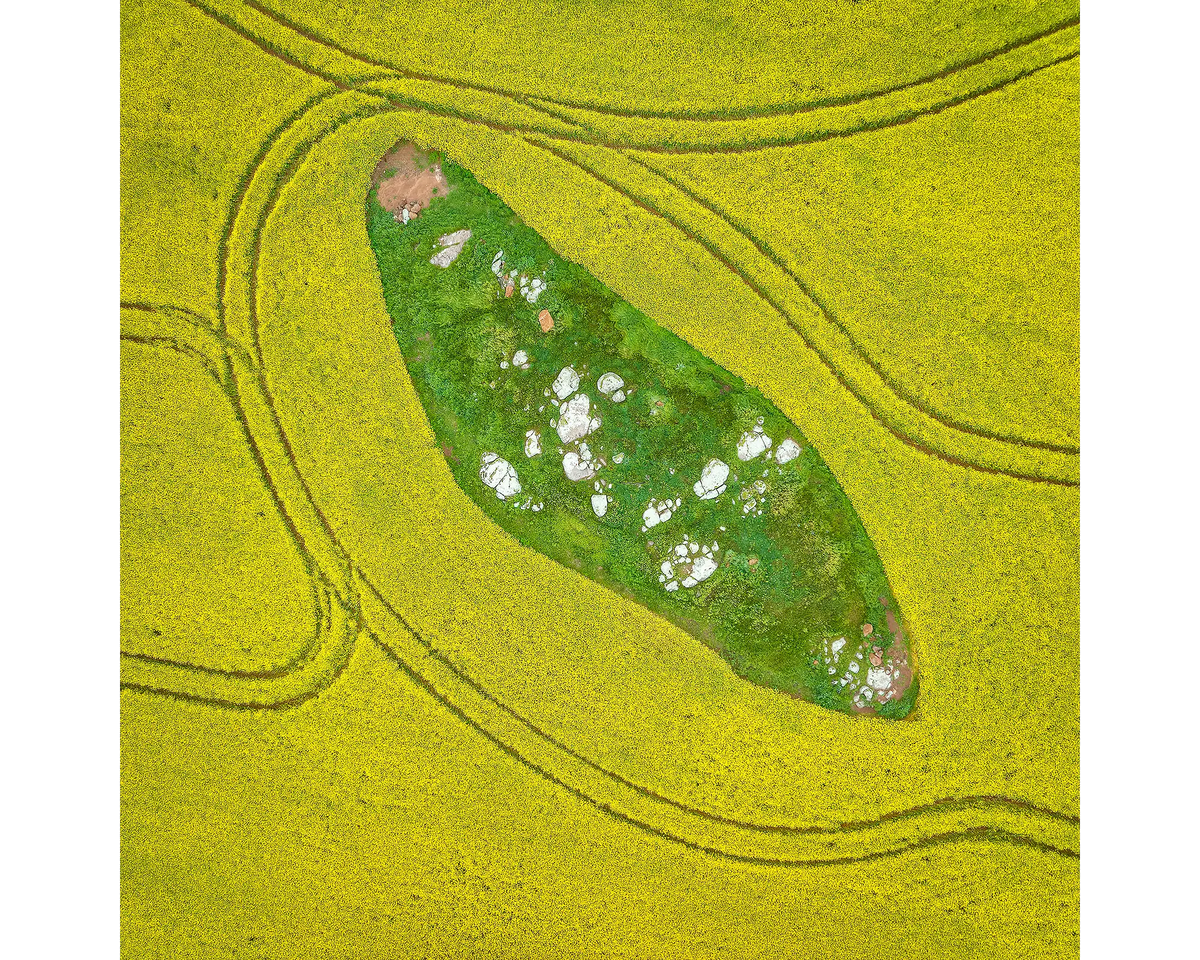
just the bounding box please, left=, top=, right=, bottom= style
left=849, top=661, right=860, bottom=674
left=611, top=390, right=626, bottom=403
left=500, top=360, right=510, bottom=369
left=591, top=494, right=609, bottom=518
left=612, top=453, right=625, bottom=464
left=831, top=637, right=846, bottom=656
left=525, top=429, right=542, bottom=458
left=512, top=350, right=528, bottom=367
left=664, top=581, right=679, bottom=592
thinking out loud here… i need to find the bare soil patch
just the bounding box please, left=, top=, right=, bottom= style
left=372, top=142, right=451, bottom=216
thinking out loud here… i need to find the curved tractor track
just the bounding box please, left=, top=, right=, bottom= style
left=122, top=40, right=1079, bottom=864
left=173, top=0, right=1081, bottom=483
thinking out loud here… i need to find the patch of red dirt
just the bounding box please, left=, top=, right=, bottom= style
left=372, top=142, right=451, bottom=217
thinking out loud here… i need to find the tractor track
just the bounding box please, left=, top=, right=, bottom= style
left=121, top=10, right=1080, bottom=860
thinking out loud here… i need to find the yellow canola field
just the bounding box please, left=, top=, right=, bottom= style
left=121, top=0, right=1079, bottom=956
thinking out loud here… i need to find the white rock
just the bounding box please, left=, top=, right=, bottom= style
left=692, top=458, right=730, bottom=500
left=552, top=366, right=580, bottom=400
left=690, top=555, right=718, bottom=584
left=564, top=448, right=597, bottom=480
left=591, top=494, right=609, bottom=517
left=597, top=372, right=625, bottom=396
left=479, top=452, right=520, bottom=500
left=867, top=667, right=892, bottom=692
left=491, top=250, right=504, bottom=276
left=612, top=453, right=625, bottom=464
left=848, top=661, right=860, bottom=674
left=831, top=637, right=846, bottom=656
left=525, top=429, right=542, bottom=458
left=737, top=430, right=773, bottom=461
left=512, top=350, right=528, bottom=367
left=775, top=438, right=801, bottom=464
left=664, top=581, right=679, bottom=592
left=642, top=499, right=674, bottom=529
left=500, top=360, right=510, bottom=369
left=401, top=208, right=410, bottom=224
left=556, top=394, right=602, bottom=443
left=611, top=390, right=626, bottom=403
left=430, top=229, right=471, bottom=268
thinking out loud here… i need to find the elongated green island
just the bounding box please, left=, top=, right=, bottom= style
left=367, top=143, right=916, bottom=717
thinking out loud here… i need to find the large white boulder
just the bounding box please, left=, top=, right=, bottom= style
left=479, top=452, right=520, bottom=500
left=430, top=229, right=471, bottom=268
left=597, top=372, right=625, bottom=396
left=775, top=438, right=801, bottom=464
left=642, top=497, right=680, bottom=529
left=556, top=394, right=602, bottom=443
left=866, top=666, right=892, bottom=692
left=552, top=365, right=580, bottom=400
left=658, top=538, right=720, bottom=591
left=692, top=458, right=730, bottom=500
left=563, top=441, right=596, bottom=481
left=737, top=423, right=773, bottom=461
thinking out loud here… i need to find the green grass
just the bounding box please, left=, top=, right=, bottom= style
left=368, top=155, right=913, bottom=715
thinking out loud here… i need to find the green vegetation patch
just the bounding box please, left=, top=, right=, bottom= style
left=367, top=147, right=914, bottom=717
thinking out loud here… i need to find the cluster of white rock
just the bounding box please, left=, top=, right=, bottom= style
left=479, top=452, right=521, bottom=501
left=741, top=479, right=768, bottom=516
left=590, top=477, right=614, bottom=517
left=658, top=536, right=719, bottom=592
left=596, top=372, right=626, bottom=403
left=737, top=417, right=773, bottom=461
left=501, top=349, right=530, bottom=371
left=641, top=496, right=682, bottom=531
left=519, top=274, right=546, bottom=304
left=430, top=229, right=472, bottom=268
left=489, top=250, right=547, bottom=303
left=555, top=394, right=602, bottom=443
left=823, top=635, right=901, bottom=708
left=563, top=441, right=598, bottom=481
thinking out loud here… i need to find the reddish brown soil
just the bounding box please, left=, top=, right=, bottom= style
left=372, top=142, right=451, bottom=216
